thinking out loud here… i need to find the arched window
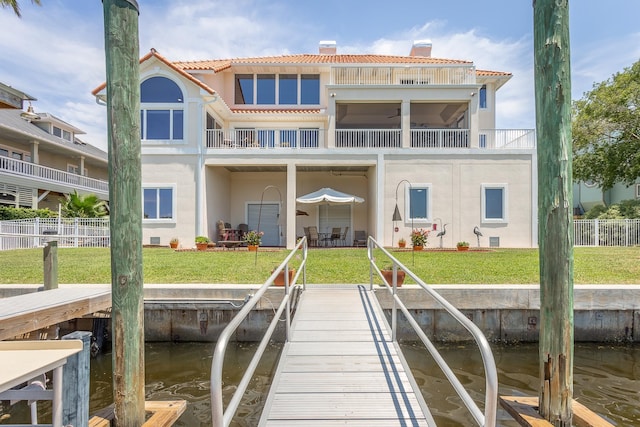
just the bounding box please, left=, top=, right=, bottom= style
left=140, top=77, right=184, bottom=141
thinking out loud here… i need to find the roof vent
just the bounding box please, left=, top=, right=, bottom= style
left=319, top=40, right=337, bottom=55
left=410, top=39, right=432, bottom=58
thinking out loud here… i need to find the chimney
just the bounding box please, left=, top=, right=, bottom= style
left=410, top=39, right=432, bottom=57
left=319, top=40, right=337, bottom=55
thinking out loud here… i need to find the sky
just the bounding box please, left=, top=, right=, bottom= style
left=0, top=0, right=639, bottom=152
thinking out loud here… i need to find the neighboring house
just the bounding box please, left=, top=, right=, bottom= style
left=0, top=86, right=108, bottom=210
left=93, top=40, right=537, bottom=248
left=573, top=180, right=640, bottom=215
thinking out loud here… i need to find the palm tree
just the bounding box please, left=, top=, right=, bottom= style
left=1, top=0, right=41, bottom=18
left=61, top=191, right=108, bottom=218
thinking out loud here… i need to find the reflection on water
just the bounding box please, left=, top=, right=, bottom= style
left=1, top=342, right=638, bottom=426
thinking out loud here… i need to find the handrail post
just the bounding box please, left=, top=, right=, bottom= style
left=391, top=262, right=397, bottom=342
left=285, top=263, right=291, bottom=342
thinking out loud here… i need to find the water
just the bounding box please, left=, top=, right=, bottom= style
left=2, top=342, right=638, bottom=426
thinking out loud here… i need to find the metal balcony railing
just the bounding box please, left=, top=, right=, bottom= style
left=335, top=129, right=401, bottom=148
left=331, top=65, right=477, bottom=86
left=479, top=129, right=536, bottom=149
left=206, top=129, right=323, bottom=149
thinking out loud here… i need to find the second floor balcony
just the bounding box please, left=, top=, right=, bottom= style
left=330, top=65, right=477, bottom=86
left=0, top=156, right=109, bottom=197
left=205, top=128, right=536, bottom=151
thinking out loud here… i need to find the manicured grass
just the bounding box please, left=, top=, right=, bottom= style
left=0, top=246, right=638, bottom=285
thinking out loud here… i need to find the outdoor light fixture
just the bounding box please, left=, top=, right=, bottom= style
left=20, top=102, right=40, bottom=121
left=392, top=179, right=412, bottom=248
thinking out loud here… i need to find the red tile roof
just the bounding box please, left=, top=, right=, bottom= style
left=230, top=108, right=322, bottom=114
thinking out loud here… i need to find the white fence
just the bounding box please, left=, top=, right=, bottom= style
left=574, top=219, right=640, bottom=247
left=0, top=217, right=110, bottom=250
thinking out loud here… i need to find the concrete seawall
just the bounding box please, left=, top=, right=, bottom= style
left=2, top=284, right=639, bottom=343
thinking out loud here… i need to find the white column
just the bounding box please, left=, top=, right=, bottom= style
left=401, top=100, right=410, bottom=148
left=376, top=153, right=385, bottom=244
left=30, top=140, right=39, bottom=163
left=79, top=156, right=85, bottom=175
left=286, top=163, right=297, bottom=249
left=327, top=93, right=336, bottom=148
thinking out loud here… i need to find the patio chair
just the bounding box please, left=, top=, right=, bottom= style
left=353, top=230, right=367, bottom=247
left=339, top=226, right=349, bottom=246
left=323, top=227, right=341, bottom=246
left=237, top=223, right=249, bottom=242
left=307, top=226, right=319, bottom=247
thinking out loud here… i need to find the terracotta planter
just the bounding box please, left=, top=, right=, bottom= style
left=170, top=242, right=178, bottom=249
left=413, top=245, right=423, bottom=251
left=247, top=245, right=259, bottom=252
left=398, top=242, right=406, bottom=248
left=457, top=246, right=469, bottom=251
left=381, top=270, right=404, bottom=287
left=196, top=243, right=208, bottom=251
left=273, top=268, right=295, bottom=286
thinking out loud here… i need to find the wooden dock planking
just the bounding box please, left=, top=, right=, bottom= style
left=500, top=396, right=615, bottom=427
left=89, top=400, right=186, bottom=427
left=259, top=287, right=435, bottom=426
left=0, top=286, right=111, bottom=341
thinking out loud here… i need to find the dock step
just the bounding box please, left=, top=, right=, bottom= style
left=89, top=400, right=186, bottom=427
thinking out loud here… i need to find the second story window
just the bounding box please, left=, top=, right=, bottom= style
left=479, top=85, right=487, bottom=109
left=234, top=73, right=320, bottom=105
left=140, top=76, right=184, bottom=141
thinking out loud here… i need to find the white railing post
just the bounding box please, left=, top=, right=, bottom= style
left=594, top=219, right=599, bottom=247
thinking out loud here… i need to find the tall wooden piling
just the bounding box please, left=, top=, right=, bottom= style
left=102, top=0, right=145, bottom=425
left=533, top=0, right=574, bottom=425
left=43, top=241, right=58, bottom=290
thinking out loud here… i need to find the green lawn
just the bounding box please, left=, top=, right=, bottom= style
left=0, top=246, right=638, bottom=285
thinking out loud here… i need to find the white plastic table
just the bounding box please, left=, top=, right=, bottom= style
left=0, top=340, right=83, bottom=427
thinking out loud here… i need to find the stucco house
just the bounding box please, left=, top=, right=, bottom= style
left=93, top=40, right=537, bottom=248
left=0, top=84, right=108, bottom=211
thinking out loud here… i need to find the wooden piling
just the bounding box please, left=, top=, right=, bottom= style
left=102, top=0, right=145, bottom=425
left=43, top=241, right=58, bottom=290
left=533, top=0, right=574, bottom=425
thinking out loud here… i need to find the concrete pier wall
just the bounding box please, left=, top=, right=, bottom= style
left=2, top=284, right=639, bottom=343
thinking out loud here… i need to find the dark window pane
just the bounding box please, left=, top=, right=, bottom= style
left=409, top=188, right=428, bottom=219
left=257, top=74, right=275, bottom=104
left=143, top=189, right=157, bottom=219
left=479, top=85, right=487, bottom=109
left=141, top=76, right=183, bottom=103
left=301, top=74, right=320, bottom=104
left=235, top=74, right=253, bottom=104
left=485, top=188, right=503, bottom=218
left=146, top=110, right=170, bottom=139
left=53, top=127, right=62, bottom=138
left=159, top=188, right=173, bottom=218
left=279, top=74, right=297, bottom=104
left=173, top=110, right=183, bottom=139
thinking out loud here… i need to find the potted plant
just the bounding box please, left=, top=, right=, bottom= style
left=381, top=265, right=405, bottom=287
left=398, top=237, right=406, bottom=248
left=195, top=235, right=210, bottom=251
left=457, top=241, right=470, bottom=251
left=410, top=228, right=429, bottom=251
left=271, top=267, right=296, bottom=286
left=169, top=238, right=179, bottom=249
left=243, top=230, right=264, bottom=251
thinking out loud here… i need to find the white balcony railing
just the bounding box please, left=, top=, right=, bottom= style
left=479, top=129, right=536, bottom=149
left=411, top=129, right=470, bottom=148
left=206, top=129, right=324, bottom=149
left=0, top=156, right=109, bottom=193
left=331, top=65, right=476, bottom=86
left=335, top=129, right=401, bottom=148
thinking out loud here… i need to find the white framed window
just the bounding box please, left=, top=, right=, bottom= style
left=143, top=185, right=176, bottom=222
left=481, top=184, right=508, bottom=223
left=635, top=183, right=640, bottom=199
left=140, top=76, right=184, bottom=142
left=405, top=183, right=432, bottom=223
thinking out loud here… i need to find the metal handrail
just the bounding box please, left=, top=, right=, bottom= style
left=210, top=237, right=307, bottom=427
left=367, top=237, right=498, bottom=427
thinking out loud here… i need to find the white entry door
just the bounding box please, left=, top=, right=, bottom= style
left=248, top=203, right=280, bottom=246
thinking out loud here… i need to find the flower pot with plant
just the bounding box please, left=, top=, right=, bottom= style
left=398, top=237, right=406, bottom=248
left=381, top=265, right=405, bottom=287
left=410, top=228, right=429, bottom=251
left=195, top=235, right=210, bottom=251
left=456, top=241, right=470, bottom=251
left=169, top=238, right=179, bottom=249
left=244, top=230, right=264, bottom=251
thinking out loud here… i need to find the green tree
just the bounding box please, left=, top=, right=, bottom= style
left=572, top=60, right=640, bottom=195
left=0, top=0, right=40, bottom=17
left=61, top=191, right=108, bottom=218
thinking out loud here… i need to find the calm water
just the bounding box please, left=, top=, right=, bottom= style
left=2, top=342, right=638, bottom=426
